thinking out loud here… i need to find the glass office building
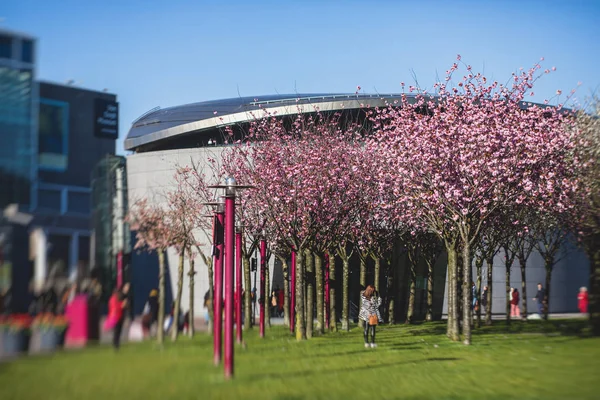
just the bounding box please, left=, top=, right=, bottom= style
left=0, top=29, right=36, bottom=210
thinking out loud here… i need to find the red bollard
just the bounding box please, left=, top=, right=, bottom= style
left=259, top=236, right=267, bottom=338
left=223, top=180, right=236, bottom=379
left=213, top=204, right=225, bottom=366
left=290, top=249, right=296, bottom=333
left=235, top=227, right=243, bottom=344
left=325, top=253, right=330, bottom=329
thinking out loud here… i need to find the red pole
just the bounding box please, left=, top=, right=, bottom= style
left=213, top=204, right=224, bottom=366
left=259, top=236, right=267, bottom=338
left=235, top=227, right=243, bottom=344
left=116, top=251, right=123, bottom=288
left=224, top=180, right=236, bottom=379
left=325, top=253, right=330, bottom=329
left=290, top=249, right=296, bottom=333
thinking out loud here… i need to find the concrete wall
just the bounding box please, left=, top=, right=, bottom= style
left=128, top=147, right=590, bottom=318
left=442, top=241, right=589, bottom=315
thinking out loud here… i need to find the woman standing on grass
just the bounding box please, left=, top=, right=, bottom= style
left=359, top=285, right=382, bottom=348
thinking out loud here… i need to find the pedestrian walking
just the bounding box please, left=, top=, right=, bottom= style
left=141, top=289, right=159, bottom=338
left=510, top=288, right=521, bottom=318
left=105, top=283, right=130, bottom=350
left=481, top=286, right=488, bottom=314
left=270, top=290, right=278, bottom=317
left=471, top=282, right=478, bottom=311
left=533, top=283, right=545, bottom=315
left=578, top=287, right=588, bottom=314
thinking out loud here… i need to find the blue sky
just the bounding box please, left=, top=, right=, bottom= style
left=3, top=0, right=600, bottom=155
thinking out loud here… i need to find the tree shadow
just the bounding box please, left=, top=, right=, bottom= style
left=247, top=357, right=461, bottom=381
left=471, top=319, right=590, bottom=338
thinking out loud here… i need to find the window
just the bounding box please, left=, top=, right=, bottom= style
left=39, top=99, right=69, bottom=171
left=38, top=188, right=61, bottom=211
left=0, top=35, right=11, bottom=59
left=68, top=191, right=90, bottom=214
left=21, top=40, right=33, bottom=63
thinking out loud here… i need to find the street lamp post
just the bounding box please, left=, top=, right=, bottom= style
left=290, top=249, right=296, bottom=333
left=259, top=231, right=267, bottom=338
left=235, top=221, right=243, bottom=344
left=213, top=198, right=225, bottom=366
left=224, top=177, right=236, bottom=379
left=209, top=177, right=252, bottom=379
left=325, top=253, right=330, bottom=329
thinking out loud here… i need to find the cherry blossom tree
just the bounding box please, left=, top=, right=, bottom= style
left=572, top=101, right=600, bottom=335
left=532, top=215, right=570, bottom=320
left=223, top=109, right=367, bottom=340
left=168, top=167, right=204, bottom=341
left=127, top=199, right=171, bottom=345
left=368, top=57, right=579, bottom=344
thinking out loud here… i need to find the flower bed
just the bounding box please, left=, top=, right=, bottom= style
left=31, top=313, right=69, bottom=351
left=0, top=314, right=33, bottom=355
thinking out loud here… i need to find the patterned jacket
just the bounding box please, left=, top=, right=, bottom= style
left=358, top=292, right=382, bottom=323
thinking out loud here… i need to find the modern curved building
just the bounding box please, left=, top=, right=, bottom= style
left=124, top=93, right=408, bottom=152
left=124, top=93, right=589, bottom=319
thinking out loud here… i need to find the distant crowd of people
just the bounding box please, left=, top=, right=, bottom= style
left=0, top=278, right=103, bottom=318
left=470, top=282, right=589, bottom=319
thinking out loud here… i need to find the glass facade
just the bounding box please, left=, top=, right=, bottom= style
left=38, top=98, right=69, bottom=171
left=91, top=155, right=130, bottom=295
left=0, top=59, right=35, bottom=209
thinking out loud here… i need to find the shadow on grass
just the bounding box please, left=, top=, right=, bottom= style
left=247, top=357, right=461, bottom=381
left=395, top=319, right=590, bottom=338
left=471, top=319, right=590, bottom=338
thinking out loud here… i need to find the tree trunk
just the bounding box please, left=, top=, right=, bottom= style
left=386, top=257, right=396, bottom=324
left=305, top=250, right=314, bottom=338
left=172, top=248, right=185, bottom=341
left=374, top=256, right=381, bottom=292
left=475, top=256, right=483, bottom=328
left=295, top=248, right=306, bottom=341
left=157, top=250, right=166, bottom=346
left=584, top=234, right=600, bottom=336
left=314, top=253, right=325, bottom=334
left=485, top=255, right=493, bottom=325
left=358, top=254, right=367, bottom=328
left=328, top=252, right=337, bottom=332
left=406, top=257, right=417, bottom=324
left=188, top=255, right=195, bottom=338
left=519, top=255, right=528, bottom=319
left=461, top=242, right=472, bottom=345
left=446, top=244, right=459, bottom=341
left=279, top=255, right=291, bottom=328
left=544, top=258, right=553, bottom=320
left=243, top=256, right=252, bottom=330
left=206, top=257, right=214, bottom=335
left=341, top=256, right=350, bottom=331
left=426, top=257, right=434, bottom=322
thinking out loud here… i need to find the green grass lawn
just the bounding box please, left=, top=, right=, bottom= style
left=1, top=319, right=599, bottom=400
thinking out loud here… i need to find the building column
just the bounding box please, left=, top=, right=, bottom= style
left=69, top=232, right=79, bottom=282
left=33, top=228, right=47, bottom=289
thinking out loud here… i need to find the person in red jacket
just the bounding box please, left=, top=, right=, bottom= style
left=578, top=287, right=589, bottom=314
left=510, top=288, right=521, bottom=318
